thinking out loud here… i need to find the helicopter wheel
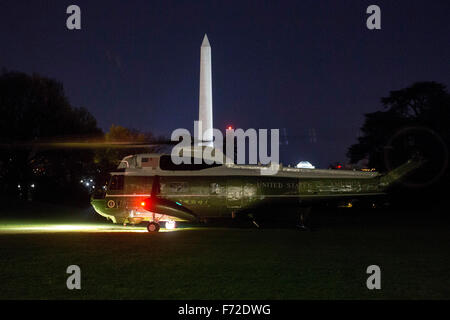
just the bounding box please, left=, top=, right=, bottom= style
left=147, top=222, right=160, bottom=233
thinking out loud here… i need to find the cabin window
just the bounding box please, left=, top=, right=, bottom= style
left=159, top=155, right=222, bottom=171
left=210, top=183, right=220, bottom=195
left=167, top=182, right=188, bottom=193
left=141, top=157, right=159, bottom=169
left=109, top=175, right=124, bottom=191
left=123, top=176, right=153, bottom=194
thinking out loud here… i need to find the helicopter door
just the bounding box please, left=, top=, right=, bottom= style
left=226, top=180, right=243, bottom=209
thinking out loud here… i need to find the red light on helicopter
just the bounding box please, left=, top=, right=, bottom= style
left=140, top=198, right=152, bottom=209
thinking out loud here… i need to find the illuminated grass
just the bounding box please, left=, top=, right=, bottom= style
left=0, top=223, right=195, bottom=233
left=0, top=219, right=449, bottom=300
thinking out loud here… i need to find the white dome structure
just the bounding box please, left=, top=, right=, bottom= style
left=295, top=161, right=315, bottom=169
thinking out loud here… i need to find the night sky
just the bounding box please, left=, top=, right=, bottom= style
left=1, top=0, right=449, bottom=167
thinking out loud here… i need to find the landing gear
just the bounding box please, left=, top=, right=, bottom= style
left=298, top=207, right=312, bottom=231
left=247, top=213, right=260, bottom=228
left=147, top=222, right=160, bottom=233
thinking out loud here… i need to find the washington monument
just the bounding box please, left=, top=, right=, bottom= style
left=197, top=34, right=213, bottom=146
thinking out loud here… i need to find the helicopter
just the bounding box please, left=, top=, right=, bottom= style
left=90, top=145, right=424, bottom=232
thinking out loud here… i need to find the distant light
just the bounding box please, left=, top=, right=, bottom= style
left=141, top=201, right=146, bottom=207
left=296, top=161, right=315, bottom=169
left=337, top=165, right=342, bottom=169
left=85, top=182, right=90, bottom=187
left=17, top=184, right=21, bottom=189
left=80, top=180, right=83, bottom=183
left=30, top=184, right=35, bottom=188
left=165, top=220, right=176, bottom=230
left=226, top=125, right=233, bottom=130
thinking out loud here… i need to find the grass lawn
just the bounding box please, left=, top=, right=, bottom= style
left=0, top=215, right=449, bottom=299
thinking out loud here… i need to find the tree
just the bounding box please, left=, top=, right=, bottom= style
left=347, top=82, right=450, bottom=210
left=0, top=71, right=101, bottom=140
left=94, top=124, right=151, bottom=170
left=0, top=70, right=102, bottom=201
left=348, top=82, right=450, bottom=171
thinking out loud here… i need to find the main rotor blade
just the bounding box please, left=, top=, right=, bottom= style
left=0, top=140, right=175, bottom=149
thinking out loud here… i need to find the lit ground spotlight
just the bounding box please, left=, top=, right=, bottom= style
left=0, top=222, right=191, bottom=234
left=165, top=220, right=176, bottom=230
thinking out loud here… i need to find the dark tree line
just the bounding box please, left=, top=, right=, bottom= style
left=348, top=81, right=450, bottom=209
left=0, top=70, right=101, bottom=140
left=348, top=82, right=450, bottom=169
left=0, top=70, right=154, bottom=204
left=0, top=71, right=102, bottom=203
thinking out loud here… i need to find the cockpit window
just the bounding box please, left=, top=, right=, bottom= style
left=109, top=175, right=124, bottom=190
left=117, top=161, right=129, bottom=169
left=159, top=155, right=222, bottom=171
left=118, top=156, right=137, bottom=169
left=141, top=157, right=159, bottom=168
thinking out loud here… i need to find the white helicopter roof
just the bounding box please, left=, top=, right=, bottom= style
left=115, top=146, right=378, bottom=179
left=118, top=145, right=230, bottom=169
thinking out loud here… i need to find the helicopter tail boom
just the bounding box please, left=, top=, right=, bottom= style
left=378, top=157, right=425, bottom=188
